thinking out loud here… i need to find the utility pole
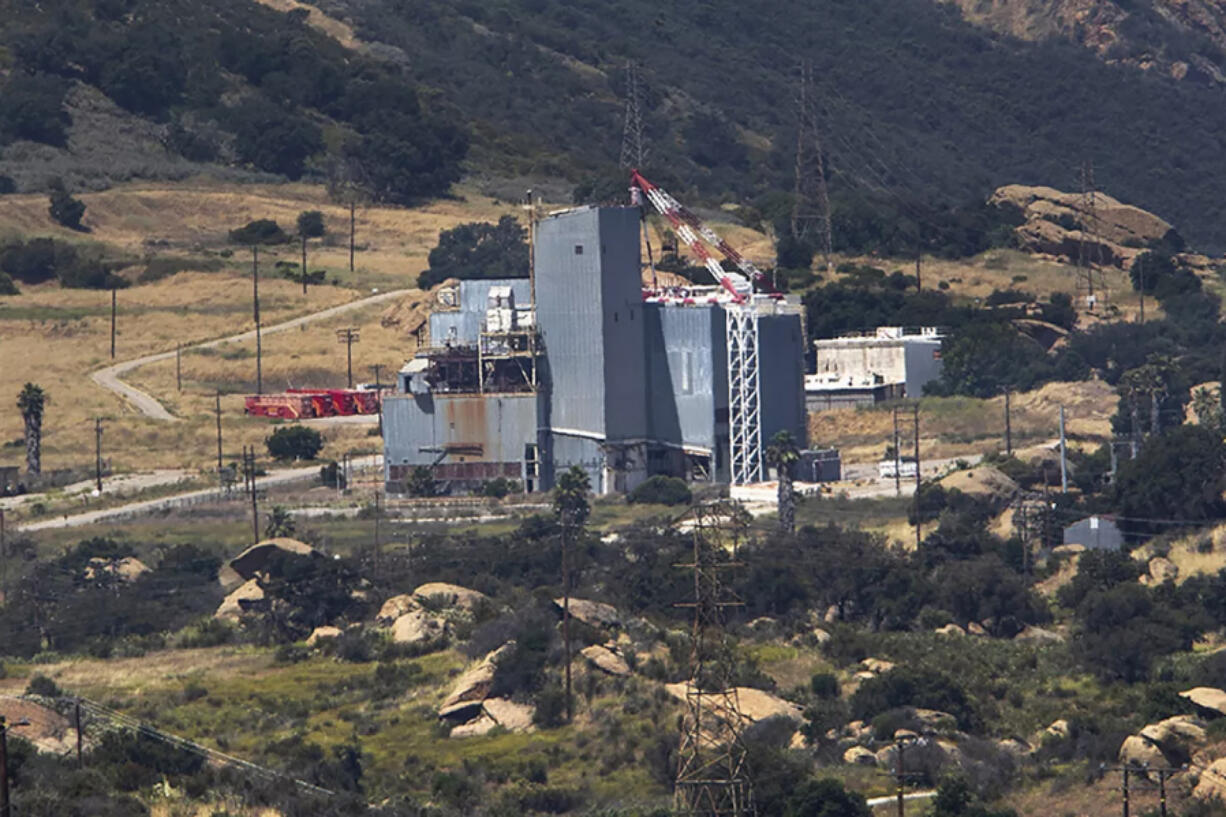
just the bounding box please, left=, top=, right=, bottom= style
left=1, top=715, right=10, bottom=817
left=913, top=404, right=921, bottom=550
left=252, top=246, right=263, bottom=395
left=94, top=418, right=103, bottom=493
left=1059, top=405, right=1068, bottom=494
left=75, top=699, right=83, bottom=768
left=215, top=391, right=223, bottom=473
left=915, top=244, right=922, bottom=292
left=176, top=343, right=182, bottom=391
left=245, top=446, right=259, bottom=543
left=337, top=328, right=360, bottom=389
left=561, top=512, right=573, bottom=723
left=110, top=288, right=117, bottom=359
left=373, top=485, right=381, bottom=579
left=349, top=201, right=356, bottom=273
left=892, top=406, right=901, bottom=497
left=372, top=364, right=384, bottom=436
left=895, top=739, right=906, bottom=817
left=1004, top=388, right=1013, bottom=457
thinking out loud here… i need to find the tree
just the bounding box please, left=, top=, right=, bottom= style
left=264, top=506, right=296, bottom=538
left=229, top=219, right=290, bottom=245
left=766, top=430, right=800, bottom=534
left=419, top=216, right=529, bottom=290
left=0, top=72, right=70, bottom=147
left=17, top=383, right=47, bottom=475
left=404, top=466, right=438, bottom=497
left=552, top=465, right=591, bottom=527
left=47, top=179, right=86, bottom=230
left=628, top=475, right=692, bottom=505
left=1193, top=385, right=1224, bottom=436
left=265, top=425, right=324, bottom=461
left=1113, top=425, right=1226, bottom=534
left=296, top=210, right=326, bottom=295
left=784, top=777, right=871, bottom=817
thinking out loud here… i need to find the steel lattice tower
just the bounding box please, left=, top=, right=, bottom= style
left=674, top=502, right=755, bottom=817
left=620, top=61, right=647, bottom=169
left=726, top=307, right=763, bottom=486
left=791, top=60, right=833, bottom=270
left=1076, top=160, right=1107, bottom=306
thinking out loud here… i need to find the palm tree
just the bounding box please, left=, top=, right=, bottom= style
left=264, top=505, right=296, bottom=539
left=766, top=430, right=800, bottom=534
left=17, top=383, right=47, bottom=475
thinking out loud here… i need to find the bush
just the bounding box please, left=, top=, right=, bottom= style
left=48, top=180, right=86, bottom=230
left=25, top=674, right=62, bottom=698
left=229, top=219, right=290, bottom=245
left=481, top=477, right=519, bottom=498
left=628, top=475, right=692, bottom=506
left=265, top=425, right=324, bottom=460
left=849, top=667, right=981, bottom=733
left=0, top=272, right=17, bottom=295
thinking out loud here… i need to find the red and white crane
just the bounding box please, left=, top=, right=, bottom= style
left=630, top=170, right=778, bottom=304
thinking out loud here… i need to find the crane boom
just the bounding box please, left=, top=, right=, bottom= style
left=630, top=170, right=777, bottom=303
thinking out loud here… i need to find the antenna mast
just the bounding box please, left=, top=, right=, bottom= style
left=791, top=60, right=833, bottom=270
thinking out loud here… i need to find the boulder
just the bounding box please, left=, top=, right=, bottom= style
left=554, top=597, right=620, bottom=628
left=852, top=671, right=877, bottom=682
left=1180, top=687, right=1226, bottom=716
left=997, top=737, right=1032, bottom=756
left=812, top=627, right=832, bottom=645
left=875, top=744, right=898, bottom=768
left=1136, top=715, right=1206, bottom=763
left=747, top=616, right=778, bottom=633
left=912, top=709, right=958, bottom=733
left=1119, top=734, right=1166, bottom=767
left=893, top=728, right=920, bottom=741
left=391, top=610, right=447, bottom=646
left=306, top=626, right=342, bottom=646
left=1045, top=719, right=1072, bottom=740
left=844, top=745, right=877, bottom=766
left=1194, top=758, right=1226, bottom=802
left=414, top=583, right=489, bottom=612
left=222, top=538, right=320, bottom=587
left=438, top=642, right=514, bottom=719
left=84, top=556, right=150, bottom=582
left=966, top=622, right=988, bottom=637
left=663, top=684, right=803, bottom=725
left=450, top=714, right=498, bottom=738
left=377, top=594, right=419, bottom=623
left=1145, top=557, right=1179, bottom=585
left=1014, top=625, right=1066, bottom=644
left=935, top=623, right=966, bottom=637
left=861, top=658, right=895, bottom=674
left=581, top=645, right=631, bottom=677
left=214, top=578, right=265, bottom=621
left=482, top=698, right=535, bottom=733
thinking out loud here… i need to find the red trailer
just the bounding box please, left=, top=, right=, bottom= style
left=244, top=393, right=315, bottom=419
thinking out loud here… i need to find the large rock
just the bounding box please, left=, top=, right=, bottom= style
left=83, top=556, right=150, bottom=583
left=391, top=610, right=447, bottom=646
left=221, top=538, right=321, bottom=587
left=664, top=684, right=803, bottom=726
left=306, top=626, right=342, bottom=646
left=1119, top=734, right=1167, bottom=767
left=554, top=597, right=620, bottom=629
left=377, top=594, right=419, bottom=623
left=414, top=583, right=489, bottom=612
left=1181, top=687, right=1226, bottom=715
left=1014, top=625, right=1066, bottom=644
left=581, top=645, right=631, bottom=677
left=1045, top=719, right=1072, bottom=740
left=935, top=623, right=966, bottom=637
left=1195, top=758, right=1226, bottom=802
left=1136, top=715, right=1206, bottom=763
left=989, top=184, right=1177, bottom=271
left=438, top=642, right=514, bottom=719
left=449, top=698, right=537, bottom=738
left=861, top=658, right=895, bottom=674
left=844, top=745, right=877, bottom=766
left=214, top=578, right=265, bottom=621
left=450, top=714, right=498, bottom=738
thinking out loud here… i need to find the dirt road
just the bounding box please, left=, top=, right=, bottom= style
left=90, top=288, right=412, bottom=421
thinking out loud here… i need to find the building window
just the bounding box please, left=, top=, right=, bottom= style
left=574, top=245, right=584, bottom=255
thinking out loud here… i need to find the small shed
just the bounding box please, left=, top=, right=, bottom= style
left=1062, top=515, right=1123, bottom=552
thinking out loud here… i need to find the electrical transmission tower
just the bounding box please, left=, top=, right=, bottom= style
left=1076, top=160, right=1107, bottom=309
left=674, top=502, right=755, bottom=817
left=619, top=61, right=647, bottom=169
left=791, top=60, right=833, bottom=270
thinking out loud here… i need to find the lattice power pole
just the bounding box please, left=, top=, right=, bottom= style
left=791, top=60, right=833, bottom=270
left=674, top=502, right=755, bottom=817
left=619, top=61, right=647, bottom=169
left=1076, top=160, right=1107, bottom=309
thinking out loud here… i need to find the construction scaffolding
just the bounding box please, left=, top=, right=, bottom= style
left=727, top=308, right=764, bottom=486
left=674, top=502, right=755, bottom=817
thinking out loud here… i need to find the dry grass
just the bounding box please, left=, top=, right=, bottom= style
left=810, top=380, right=1115, bottom=464
left=0, top=647, right=272, bottom=697
left=1136, top=523, right=1226, bottom=584
left=251, top=0, right=360, bottom=48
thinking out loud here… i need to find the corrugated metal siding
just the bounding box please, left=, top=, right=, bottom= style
left=645, top=303, right=721, bottom=451
left=429, top=279, right=531, bottom=346
left=382, top=392, right=537, bottom=486
left=597, top=208, right=648, bottom=441
left=758, top=313, right=808, bottom=448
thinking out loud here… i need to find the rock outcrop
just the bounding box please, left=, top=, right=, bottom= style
left=1181, top=686, right=1226, bottom=715
left=306, top=626, right=342, bottom=646
left=377, top=594, right=419, bottom=623
left=449, top=698, right=536, bottom=738
left=83, top=556, right=150, bottom=582
left=214, top=578, right=265, bottom=621
left=989, top=184, right=1185, bottom=272
left=439, top=643, right=515, bottom=720
left=554, top=598, right=620, bottom=629
left=581, top=644, right=631, bottom=677
left=220, top=538, right=321, bottom=588
left=414, top=582, right=489, bottom=612
left=391, top=610, right=447, bottom=646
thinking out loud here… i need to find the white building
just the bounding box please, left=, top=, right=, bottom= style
left=806, top=327, right=944, bottom=410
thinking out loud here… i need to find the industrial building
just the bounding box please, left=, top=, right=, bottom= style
left=805, top=327, right=944, bottom=410
left=383, top=197, right=807, bottom=495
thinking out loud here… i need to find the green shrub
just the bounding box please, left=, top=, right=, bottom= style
left=628, top=475, right=692, bottom=506
left=48, top=180, right=86, bottom=230
left=25, top=674, right=62, bottom=698
left=265, top=425, right=324, bottom=461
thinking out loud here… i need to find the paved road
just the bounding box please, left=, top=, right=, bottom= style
left=865, top=791, right=936, bottom=809
left=91, top=289, right=413, bottom=422
left=0, top=469, right=194, bottom=512
left=17, top=455, right=382, bottom=532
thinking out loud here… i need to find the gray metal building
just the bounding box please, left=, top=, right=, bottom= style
left=383, top=205, right=807, bottom=495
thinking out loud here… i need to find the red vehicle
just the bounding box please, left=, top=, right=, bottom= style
left=244, top=393, right=315, bottom=419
